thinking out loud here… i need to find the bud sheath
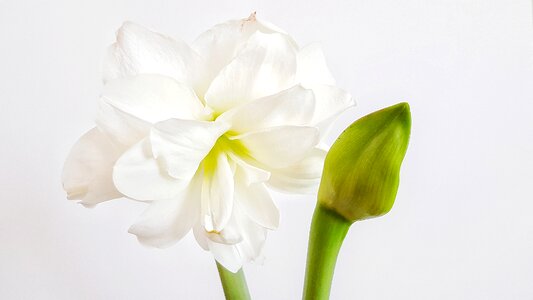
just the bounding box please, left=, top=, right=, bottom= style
left=318, top=102, right=411, bottom=222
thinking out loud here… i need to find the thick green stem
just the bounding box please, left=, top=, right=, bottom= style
left=303, top=204, right=351, bottom=300
left=216, top=261, right=251, bottom=300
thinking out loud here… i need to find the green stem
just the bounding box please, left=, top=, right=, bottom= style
left=303, top=204, right=351, bottom=300
left=216, top=261, right=251, bottom=300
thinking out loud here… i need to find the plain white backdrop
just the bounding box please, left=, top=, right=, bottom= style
left=1, top=0, right=532, bottom=299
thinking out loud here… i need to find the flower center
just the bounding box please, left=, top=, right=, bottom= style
left=201, top=133, right=249, bottom=175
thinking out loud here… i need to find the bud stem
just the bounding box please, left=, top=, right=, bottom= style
left=216, top=261, right=251, bottom=300
left=303, top=204, right=351, bottom=300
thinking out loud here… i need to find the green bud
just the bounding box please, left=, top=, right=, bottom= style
left=318, top=102, right=411, bottom=223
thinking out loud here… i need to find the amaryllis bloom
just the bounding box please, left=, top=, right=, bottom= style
left=62, top=13, right=354, bottom=272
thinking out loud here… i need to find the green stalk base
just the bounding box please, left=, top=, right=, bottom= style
left=216, top=261, right=251, bottom=300
left=303, top=204, right=351, bottom=300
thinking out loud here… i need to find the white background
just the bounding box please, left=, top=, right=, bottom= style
left=1, top=0, right=532, bottom=299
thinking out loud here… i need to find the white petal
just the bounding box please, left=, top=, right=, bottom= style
left=219, top=85, right=315, bottom=134
left=193, top=222, right=209, bottom=251
left=206, top=227, right=243, bottom=245
left=227, top=153, right=270, bottom=185
left=102, top=74, right=206, bottom=124
left=234, top=212, right=268, bottom=263
left=150, top=119, right=229, bottom=180
left=296, top=43, right=336, bottom=85
left=194, top=217, right=243, bottom=249
left=204, top=32, right=297, bottom=113
left=235, top=174, right=279, bottom=229
left=267, top=147, right=327, bottom=194
left=203, top=207, right=244, bottom=245
left=95, top=100, right=151, bottom=148
left=103, top=22, right=203, bottom=88
left=128, top=173, right=201, bottom=248
left=308, top=84, right=355, bottom=138
left=62, top=128, right=122, bottom=206
left=232, top=126, right=319, bottom=169
left=309, top=85, right=354, bottom=124
left=113, top=138, right=187, bottom=201
left=201, top=152, right=234, bottom=232
left=206, top=207, right=268, bottom=272
left=192, top=14, right=296, bottom=91
left=229, top=206, right=268, bottom=261
left=208, top=240, right=242, bottom=273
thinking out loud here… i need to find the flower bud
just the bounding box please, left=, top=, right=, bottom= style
left=318, top=102, right=411, bottom=223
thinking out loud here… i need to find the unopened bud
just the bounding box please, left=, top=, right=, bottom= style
left=318, top=102, right=411, bottom=222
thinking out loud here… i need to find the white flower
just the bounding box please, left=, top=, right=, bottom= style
left=62, top=13, right=354, bottom=272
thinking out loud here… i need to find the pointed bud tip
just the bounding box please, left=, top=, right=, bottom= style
left=391, top=101, right=410, bottom=112
left=318, top=102, right=412, bottom=223
left=361, top=101, right=411, bottom=130
left=389, top=101, right=411, bottom=127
